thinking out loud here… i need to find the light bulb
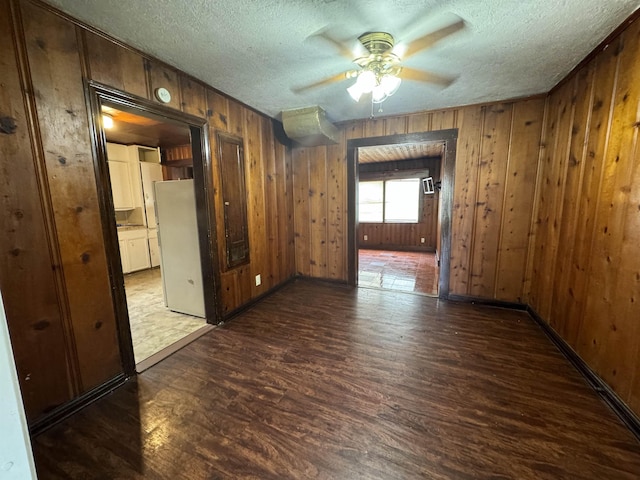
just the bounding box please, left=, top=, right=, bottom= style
left=372, top=85, right=387, bottom=103
left=102, top=114, right=114, bottom=129
left=357, top=70, right=376, bottom=93
left=347, top=82, right=364, bottom=102
left=380, top=74, right=401, bottom=96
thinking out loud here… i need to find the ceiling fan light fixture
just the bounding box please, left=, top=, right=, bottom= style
left=346, top=33, right=404, bottom=105
left=347, top=82, right=364, bottom=102
left=380, top=74, right=401, bottom=96
left=348, top=70, right=401, bottom=104
left=357, top=70, right=377, bottom=93
left=303, top=23, right=464, bottom=110
left=371, top=85, right=388, bottom=103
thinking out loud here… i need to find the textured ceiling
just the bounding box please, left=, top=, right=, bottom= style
left=46, top=0, right=639, bottom=123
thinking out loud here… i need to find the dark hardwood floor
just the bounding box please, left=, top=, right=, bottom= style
left=33, top=279, right=640, bottom=479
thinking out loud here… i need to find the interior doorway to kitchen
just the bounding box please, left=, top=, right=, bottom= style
left=88, top=82, right=219, bottom=375
left=102, top=104, right=212, bottom=371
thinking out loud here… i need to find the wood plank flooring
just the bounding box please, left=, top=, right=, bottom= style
left=358, top=249, right=439, bottom=296
left=32, top=279, right=640, bottom=479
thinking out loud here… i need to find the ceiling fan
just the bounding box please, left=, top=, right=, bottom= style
left=294, top=17, right=465, bottom=105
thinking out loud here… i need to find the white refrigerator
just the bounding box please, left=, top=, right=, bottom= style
left=154, top=179, right=206, bottom=318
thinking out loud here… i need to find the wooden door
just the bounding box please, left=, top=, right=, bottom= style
left=217, top=133, right=250, bottom=269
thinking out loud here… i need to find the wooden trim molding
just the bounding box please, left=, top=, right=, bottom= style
left=446, top=294, right=527, bottom=311
left=191, top=124, right=222, bottom=323
left=30, top=373, right=128, bottom=436
left=527, top=306, right=640, bottom=441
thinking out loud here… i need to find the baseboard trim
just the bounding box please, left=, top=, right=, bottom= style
left=446, top=294, right=528, bottom=311
left=447, top=294, right=640, bottom=440
left=527, top=306, right=640, bottom=441
left=30, top=372, right=128, bottom=436
left=222, top=275, right=298, bottom=321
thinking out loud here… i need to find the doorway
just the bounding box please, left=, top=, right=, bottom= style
left=356, top=150, right=441, bottom=296
left=87, top=83, right=220, bottom=374
left=347, top=130, right=457, bottom=299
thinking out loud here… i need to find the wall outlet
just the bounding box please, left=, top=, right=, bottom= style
left=420, top=237, right=425, bottom=243
left=363, top=234, right=368, bottom=241
left=255, top=274, right=261, bottom=286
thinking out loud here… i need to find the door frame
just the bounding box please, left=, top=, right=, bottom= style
left=347, top=129, right=458, bottom=298
left=84, top=81, right=221, bottom=375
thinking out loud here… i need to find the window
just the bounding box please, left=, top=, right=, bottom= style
left=358, top=178, right=420, bottom=223
left=359, top=181, right=384, bottom=222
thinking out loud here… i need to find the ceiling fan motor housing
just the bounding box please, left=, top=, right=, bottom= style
left=358, top=32, right=395, bottom=55
left=355, top=32, right=402, bottom=80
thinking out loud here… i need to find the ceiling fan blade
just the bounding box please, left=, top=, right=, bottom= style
left=403, top=18, right=465, bottom=59
left=292, top=70, right=356, bottom=94
left=401, top=67, right=456, bottom=87
left=307, top=30, right=354, bottom=60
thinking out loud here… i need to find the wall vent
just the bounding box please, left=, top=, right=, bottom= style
left=281, top=106, right=339, bottom=147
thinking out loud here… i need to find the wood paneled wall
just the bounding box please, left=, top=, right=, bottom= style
left=293, top=99, right=545, bottom=302
left=0, top=0, right=294, bottom=424
left=528, top=15, right=640, bottom=414
left=163, top=144, right=193, bottom=163
left=0, top=0, right=77, bottom=421
left=207, top=92, right=295, bottom=313
left=85, top=14, right=296, bottom=315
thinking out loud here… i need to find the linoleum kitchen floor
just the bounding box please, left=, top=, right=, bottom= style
left=125, top=268, right=206, bottom=363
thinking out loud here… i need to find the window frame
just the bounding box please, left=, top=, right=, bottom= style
left=358, top=174, right=425, bottom=224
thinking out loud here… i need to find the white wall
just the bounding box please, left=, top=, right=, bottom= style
left=0, top=291, right=37, bottom=479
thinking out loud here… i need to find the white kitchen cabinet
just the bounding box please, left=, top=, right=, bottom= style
left=138, top=147, right=160, bottom=164
left=127, top=236, right=151, bottom=272
left=147, top=228, right=161, bottom=267
left=107, top=143, right=158, bottom=217
left=109, top=142, right=162, bottom=273
left=106, top=142, right=129, bottom=161
left=118, top=229, right=150, bottom=274
left=108, top=161, right=134, bottom=210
